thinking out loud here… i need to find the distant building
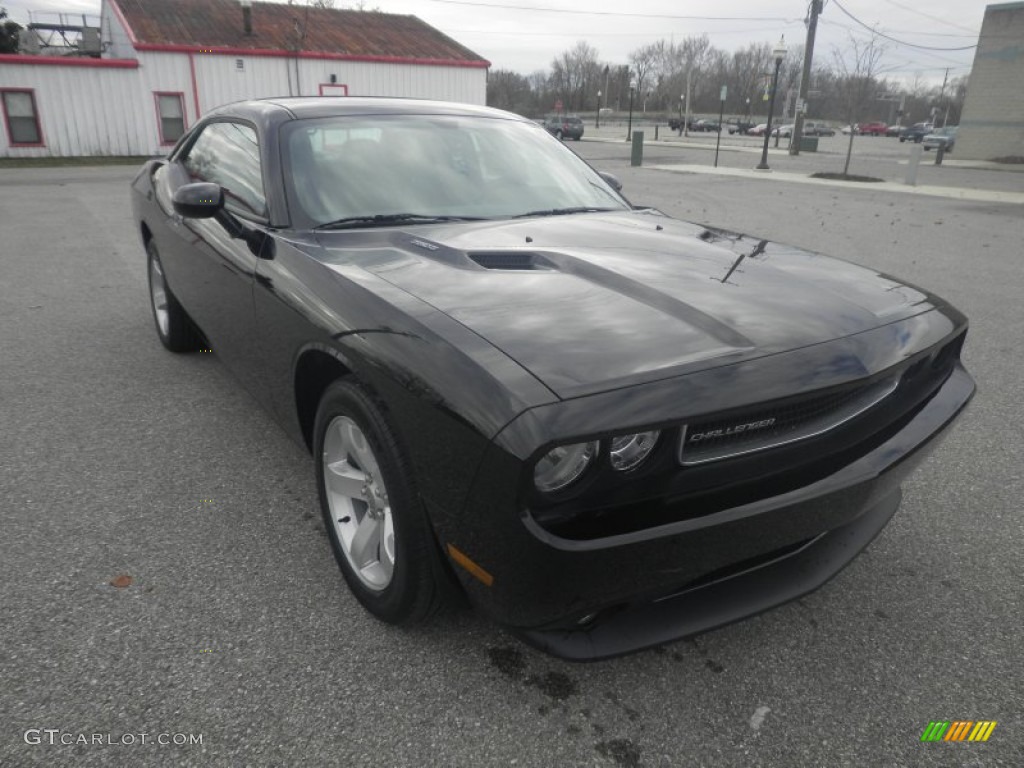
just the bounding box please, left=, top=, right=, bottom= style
left=0, top=0, right=489, bottom=157
left=956, top=2, right=1024, bottom=161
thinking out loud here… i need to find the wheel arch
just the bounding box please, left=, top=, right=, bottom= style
left=294, top=345, right=354, bottom=453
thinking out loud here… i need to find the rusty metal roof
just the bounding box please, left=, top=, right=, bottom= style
left=112, top=0, right=489, bottom=65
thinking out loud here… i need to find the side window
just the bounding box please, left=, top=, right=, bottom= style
left=183, top=122, right=266, bottom=218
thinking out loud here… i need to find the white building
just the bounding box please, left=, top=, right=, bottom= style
left=0, top=0, right=489, bottom=157
left=956, top=2, right=1024, bottom=161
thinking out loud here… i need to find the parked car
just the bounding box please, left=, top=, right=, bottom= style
left=899, top=122, right=933, bottom=143
left=726, top=119, right=756, bottom=135
left=772, top=124, right=794, bottom=138
left=802, top=121, right=835, bottom=137
left=543, top=115, right=584, bottom=140
left=885, top=124, right=902, bottom=137
left=858, top=122, right=888, bottom=136
left=690, top=119, right=720, bottom=133
left=923, top=125, right=958, bottom=152
left=747, top=122, right=769, bottom=136
left=841, top=124, right=857, bottom=135
left=131, top=97, right=974, bottom=660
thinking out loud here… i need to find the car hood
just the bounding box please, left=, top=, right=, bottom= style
left=317, top=211, right=940, bottom=398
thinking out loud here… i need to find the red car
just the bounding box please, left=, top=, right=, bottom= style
left=858, top=122, right=888, bottom=136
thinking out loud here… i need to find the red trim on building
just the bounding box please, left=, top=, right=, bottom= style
left=188, top=52, right=201, bottom=120
left=136, top=44, right=490, bottom=68
left=107, top=0, right=140, bottom=46
left=0, top=54, right=139, bottom=69
left=318, top=84, right=349, bottom=96
left=1, top=88, right=46, bottom=148
left=153, top=92, right=187, bottom=146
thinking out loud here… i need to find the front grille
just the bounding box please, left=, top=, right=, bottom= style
left=679, top=375, right=899, bottom=465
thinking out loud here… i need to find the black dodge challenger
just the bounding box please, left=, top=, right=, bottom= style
left=131, top=98, right=974, bottom=660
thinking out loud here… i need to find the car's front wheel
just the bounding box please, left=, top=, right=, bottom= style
left=314, top=379, right=454, bottom=624
left=147, top=240, right=199, bottom=352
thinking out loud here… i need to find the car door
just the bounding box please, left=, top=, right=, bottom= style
left=160, top=120, right=271, bottom=392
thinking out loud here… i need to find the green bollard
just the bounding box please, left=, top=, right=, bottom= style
left=631, top=130, right=644, bottom=166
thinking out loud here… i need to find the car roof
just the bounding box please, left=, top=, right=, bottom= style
left=206, top=96, right=525, bottom=123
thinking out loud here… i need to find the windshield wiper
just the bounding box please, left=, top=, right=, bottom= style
left=512, top=206, right=619, bottom=219
left=314, top=213, right=486, bottom=230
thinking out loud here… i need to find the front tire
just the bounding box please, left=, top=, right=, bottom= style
left=314, top=379, right=454, bottom=625
left=147, top=240, right=199, bottom=352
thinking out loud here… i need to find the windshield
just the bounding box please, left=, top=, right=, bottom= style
left=282, top=114, right=628, bottom=228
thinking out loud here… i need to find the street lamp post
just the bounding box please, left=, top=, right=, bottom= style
left=745, top=97, right=751, bottom=121
left=626, top=80, right=636, bottom=141
left=757, top=37, right=787, bottom=171
left=596, top=90, right=602, bottom=129
left=678, top=94, right=684, bottom=135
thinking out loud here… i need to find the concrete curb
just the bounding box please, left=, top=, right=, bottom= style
left=646, top=163, right=1024, bottom=205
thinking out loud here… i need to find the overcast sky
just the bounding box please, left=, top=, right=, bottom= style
left=4, top=0, right=986, bottom=84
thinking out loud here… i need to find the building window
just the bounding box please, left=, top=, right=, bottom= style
left=235, top=59, right=245, bottom=72
left=154, top=92, right=186, bottom=145
left=1, top=89, right=44, bottom=146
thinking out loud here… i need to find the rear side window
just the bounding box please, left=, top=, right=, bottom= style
left=183, top=121, right=266, bottom=218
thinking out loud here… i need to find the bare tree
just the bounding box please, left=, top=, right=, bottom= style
left=832, top=32, right=888, bottom=176
left=487, top=69, right=533, bottom=114
left=629, top=43, right=658, bottom=102
left=550, top=41, right=601, bottom=111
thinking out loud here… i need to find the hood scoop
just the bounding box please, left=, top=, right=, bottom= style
left=467, top=251, right=557, bottom=271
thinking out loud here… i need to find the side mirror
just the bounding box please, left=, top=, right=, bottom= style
left=172, top=182, right=224, bottom=218
left=599, top=171, right=623, bottom=193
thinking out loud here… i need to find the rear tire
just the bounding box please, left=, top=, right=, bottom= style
left=314, top=378, right=455, bottom=625
left=147, top=240, right=199, bottom=353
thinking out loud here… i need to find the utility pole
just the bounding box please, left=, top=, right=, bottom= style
left=790, top=0, right=822, bottom=156
left=938, top=67, right=950, bottom=127
left=683, top=69, right=692, bottom=137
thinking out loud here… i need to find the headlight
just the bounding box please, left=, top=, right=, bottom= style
left=534, top=441, right=598, bottom=493
left=610, top=430, right=660, bottom=471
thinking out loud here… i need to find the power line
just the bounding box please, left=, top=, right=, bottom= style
left=427, top=0, right=794, bottom=22
left=831, top=0, right=977, bottom=51
left=881, top=0, right=979, bottom=34
left=447, top=25, right=797, bottom=38
left=820, top=18, right=974, bottom=68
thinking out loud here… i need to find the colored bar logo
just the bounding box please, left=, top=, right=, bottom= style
left=921, top=721, right=997, bottom=742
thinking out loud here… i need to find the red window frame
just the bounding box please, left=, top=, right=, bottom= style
left=318, top=83, right=349, bottom=96
left=153, top=91, right=187, bottom=146
left=1, top=88, right=45, bottom=148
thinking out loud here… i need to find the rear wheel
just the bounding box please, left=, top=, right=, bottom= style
left=314, top=379, right=455, bottom=624
left=147, top=240, right=199, bottom=352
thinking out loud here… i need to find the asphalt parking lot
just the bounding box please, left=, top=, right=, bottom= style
left=1, top=143, right=1021, bottom=767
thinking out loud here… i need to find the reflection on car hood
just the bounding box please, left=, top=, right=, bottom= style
left=318, top=211, right=940, bottom=398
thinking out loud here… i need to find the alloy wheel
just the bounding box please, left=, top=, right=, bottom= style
left=322, top=415, right=396, bottom=591
left=149, top=253, right=170, bottom=338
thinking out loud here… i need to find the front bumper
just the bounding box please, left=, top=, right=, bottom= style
left=520, top=486, right=902, bottom=661
left=435, top=361, right=973, bottom=659
left=434, top=346, right=974, bottom=659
